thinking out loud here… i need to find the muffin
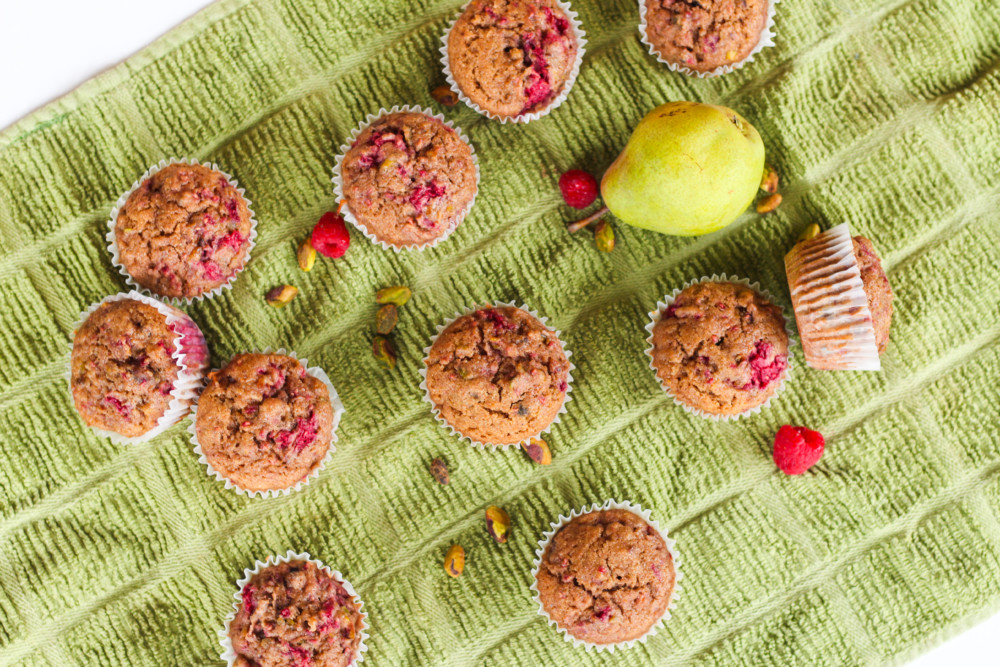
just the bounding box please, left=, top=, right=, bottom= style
left=228, top=559, right=365, bottom=667
left=338, top=110, right=478, bottom=249
left=195, top=353, right=336, bottom=493
left=648, top=280, right=790, bottom=417
left=423, top=306, right=570, bottom=446
left=446, top=0, right=581, bottom=120
left=71, top=295, right=205, bottom=439
left=113, top=161, right=254, bottom=299
left=785, top=223, right=893, bottom=370
left=641, top=0, right=770, bottom=73
left=534, top=507, right=676, bottom=645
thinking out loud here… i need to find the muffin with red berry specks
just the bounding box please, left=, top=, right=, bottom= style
left=192, top=352, right=343, bottom=497
left=421, top=303, right=573, bottom=448
left=70, top=292, right=209, bottom=444
left=222, top=553, right=368, bottom=667
left=645, top=277, right=792, bottom=419
left=639, top=0, right=778, bottom=77
left=109, top=160, right=256, bottom=301
left=334, top=107, right=479, bottom=251
left=443, top=0, right=586, bottom=122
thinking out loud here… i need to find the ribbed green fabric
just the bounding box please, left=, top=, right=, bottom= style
left=0, top=0, right=999, bottom=664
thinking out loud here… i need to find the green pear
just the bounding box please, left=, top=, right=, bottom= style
left=601, top=101, right=765, bottom=236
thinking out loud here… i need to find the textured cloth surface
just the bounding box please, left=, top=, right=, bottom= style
left=0, top=0, right=999, bottom=665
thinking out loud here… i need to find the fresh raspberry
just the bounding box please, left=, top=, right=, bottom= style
left=311, top=211, right=351, bottom=258
left=773, top=425, right=825, bottom=475
left=559, top=170, right=598, bottom=209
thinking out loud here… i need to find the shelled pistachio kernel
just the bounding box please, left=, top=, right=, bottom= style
left=429, top=458, right=450, bottom=485
left=297, top=239, right=317, bottom=272
left=760, top=164, right=779, bottom=194
left=372, top=335, right=397, bottom=370
left=485, top=506, right=511, bottom=544
left=797, top=223, right=821, bottom=242
left=757, top=193, right=783, bottom=214
left=524, top=438, right=552, bottom=465
left=376, top=304, right=399, bottom=335
left=376, top=285, right=412, bottom=307
left=266, top=285, right=298, bottom=308
left=444, top=544, right=465, bottom=578
left=594, top=220, right=615, bottom=253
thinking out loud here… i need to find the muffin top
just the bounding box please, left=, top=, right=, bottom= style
left=341, top=111, right=477, bottom=248
left=229, top=560, right=364, bottom=667
left=643, top=0, right=769, bottom=73
left=448, top=0, right=579, bottom=119
left=853, top=236, right=893, bottom=355
left=650, top=281, right=789, bottom=416
left=196, top=354, right=334, bottom=492
left=71, top=299, right=181, bottom=438
left=115, top=162, right=253, bottom=299
left=424, top=306, right=569, bottom=445
left=535, top=509, right=675, bottom=644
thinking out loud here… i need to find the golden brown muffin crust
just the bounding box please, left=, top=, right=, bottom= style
left=853, top=236, right=894, bottom=354
left=644, top=0, right=769, bottom=72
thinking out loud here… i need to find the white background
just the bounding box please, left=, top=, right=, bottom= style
left=0, top=1, right=996, bottom=665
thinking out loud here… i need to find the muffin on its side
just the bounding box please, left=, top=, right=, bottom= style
left=785, top=224, right=893, bottom=370
left=447, top=0, right=580, bottom=120
left=649, top=281, right=790, bottom=417
left=424, top=306, right=570, bottom=445
left=642, top=0, right=770, bottom=73
left=114, top=162, right=253, bottom=299
left=340, top=110, right=477, bottom=249
left=228, top=559, right=364, bottom=667
left=195, top=353, right=334, bottom=493
left=71, top=298, right=182, bottom=438
left=534, top=508, right=676, bottom=645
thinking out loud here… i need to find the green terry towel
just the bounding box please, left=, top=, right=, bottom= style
left=1, top=0, right=1000, bottom=664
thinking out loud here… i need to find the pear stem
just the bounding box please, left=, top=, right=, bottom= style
left=568, top=206, right=609, bottom=233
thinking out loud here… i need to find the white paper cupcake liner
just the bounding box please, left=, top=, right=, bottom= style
left=638, top=0, right=778, bottom=78
left=67, top=290, right=210, bottom=445
left=220, top=551, right=369, bottom=667
left=529, top=499, right=682, bottom=652
left=107, top=158, right=259, bottom=305
left=419, top=301, right=575, bottom=451
left=644, top=274, right=797, bottom=421
left=331, top=105, right=480, bottom=252
left=440, top=0, right=588, bottom=123
left=784, top=223, right=881, bottom=371
left=188, top=348, right=345, bottom=499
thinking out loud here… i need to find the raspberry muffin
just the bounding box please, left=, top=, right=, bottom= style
left=447, top=0, right=581, bottom=120
left=785, top=223, right=894, bottom=370
left=71, top=295, right=206, bottom=439
left=648, top=281, right=790, bottom=417
left=113, top=162, right=253, bottom=299
left=339, top=110, right=477, bottom=249
left=642, top=0, right=770, bottom=73
left=228, top=559, right=365, bottom=667
left=195, top=353, right=336, bottom=493
left=424, top=306, right=570, bottom=445
left=534, top=507, right=676, bottom=645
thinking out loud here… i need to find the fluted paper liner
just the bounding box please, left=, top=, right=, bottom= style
left=332, top=105, right=480, bottom=252
left=440, top=0, right=587, bottom=123
left=220, top=551, right=369, bottom=666
left=107, top=158, right=258, bottom=305
left=68, top=291, right=210, bottom=445
left=419, top=301, right=574, bottom=451
left=644, top=274, right=796, bottom=421
left=189, top=348, right=345, bottom=499
left=638, top=0, right=779, bottom=78
left=785, top=223, right=881, bottom=371
left=529, top=499, right=682, bottom=652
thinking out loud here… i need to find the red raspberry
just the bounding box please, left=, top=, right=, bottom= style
left=311, top=211, right=351, bottom=258
left=773, top=425, right=825, bottom=475
left=559, top=170, right=599, bottom=209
